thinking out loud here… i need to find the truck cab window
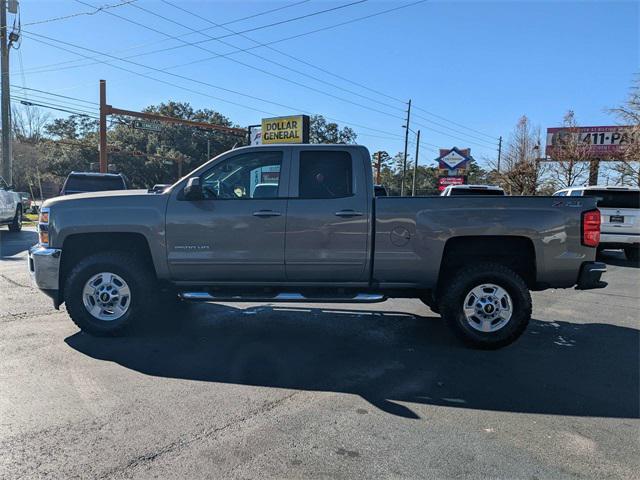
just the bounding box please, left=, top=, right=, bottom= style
left=200, top=151, right=282, bottom=200
left=298, top=150, right=353, bottom=199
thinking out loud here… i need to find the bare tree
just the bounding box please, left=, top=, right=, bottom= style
left=547, top=110, right=591, bottom=188
left=492, top=116, right=545, bottom=195
left=608, top=79, right=640, bottom=186
left=12, top=105, right=50, bottom=144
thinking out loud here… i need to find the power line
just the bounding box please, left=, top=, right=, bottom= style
left=15, top=0, right=419, bottom=79
left=412, top=107, right=497, bottom=141
left=13, top=91, right=98, bottom=113
left=115, top=0, right=498, bottom=145
left=156, top=0, right=497, bottom=142
left=16, top=0, right=496, bottom=144
left=155, top=0, right=406, bottom=115
left=13, top=97, right=100, bottom=118
left=76, top=0, right=406, bottom=121
left=11, top=85, right=98, bottom=105
left=77, top=0, right=497, bottom=149
left=17, top=0, right=137, bottom=28
left=12, top=0, right=313, bottom=76
left=17, top=35, right=405, bottom=145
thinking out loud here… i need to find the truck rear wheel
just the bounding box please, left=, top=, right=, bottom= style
left=439, top=263, right=531, bottom=349
left=8, top=206, right=22, bottom=232
left=624, top=246, right=639, bottom=263
left=64, top=252, right=155, bottom=336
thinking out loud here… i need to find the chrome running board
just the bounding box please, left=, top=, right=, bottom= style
left=178, top=292, right=386, bottom=303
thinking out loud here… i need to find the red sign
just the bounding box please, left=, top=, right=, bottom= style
left=438, top=175, right=465, bottom=192
left=546, top=126, right=637, bottom=158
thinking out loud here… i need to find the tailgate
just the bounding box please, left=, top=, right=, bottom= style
left=599, top=207, right=640, bottom=235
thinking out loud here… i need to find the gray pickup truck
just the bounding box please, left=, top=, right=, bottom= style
left=29, top=144, right=607, bottom=348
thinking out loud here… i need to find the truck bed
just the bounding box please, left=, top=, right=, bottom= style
left=373, top=195, right=598, bottom=289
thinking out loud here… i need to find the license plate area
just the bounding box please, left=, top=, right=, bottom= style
left=610, top=215, right=624, bottom=223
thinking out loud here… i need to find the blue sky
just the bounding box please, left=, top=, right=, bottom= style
left=10, top=0, right=639, bottom=165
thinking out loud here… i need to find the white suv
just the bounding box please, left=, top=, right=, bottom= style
left=553, top=186, right=640, bottom=261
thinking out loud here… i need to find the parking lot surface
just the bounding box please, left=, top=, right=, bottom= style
left=1, top=228, right=638, bottom=479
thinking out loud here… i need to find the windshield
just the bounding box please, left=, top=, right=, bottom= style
left=582, top=190, right=640, bottom=209
left=64, top=175, right=126, bottom=193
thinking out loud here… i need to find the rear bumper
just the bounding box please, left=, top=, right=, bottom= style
left=28, top=245, right=62, bottom=305
left=600, top=232, right=640, bottom=246
left=575, top=261, right=607, bottom=290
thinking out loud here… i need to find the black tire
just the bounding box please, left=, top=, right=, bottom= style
left=64, top=251, right=155, bottom=336
left=439, top=262, right=532, bottom=349
left=624, top=246, right=639, bottom=263
left=8, top=206, right=22, bottom=232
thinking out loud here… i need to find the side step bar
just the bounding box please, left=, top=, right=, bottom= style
left=178, top=292, right=386, bottom=303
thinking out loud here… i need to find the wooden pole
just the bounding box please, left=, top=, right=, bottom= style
left=411, top=130, right=420, bottom=196
left=99, top=80, right=108, bottom=173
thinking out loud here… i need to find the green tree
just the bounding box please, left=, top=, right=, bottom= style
left=309, top=115, right=357, bottom=144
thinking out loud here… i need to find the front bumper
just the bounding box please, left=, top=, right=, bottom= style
left=28, top=245, right=62, bottom=305
left=575, top=261, right=607, bottom=290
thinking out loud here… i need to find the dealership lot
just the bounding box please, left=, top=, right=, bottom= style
left=1, top=228, right=638, bottom=479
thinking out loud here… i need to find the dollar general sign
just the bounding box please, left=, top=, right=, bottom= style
left=261, top=115, right=310, bottom=144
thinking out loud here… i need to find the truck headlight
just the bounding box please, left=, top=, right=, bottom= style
left=38, top=207, right=50, bottom=246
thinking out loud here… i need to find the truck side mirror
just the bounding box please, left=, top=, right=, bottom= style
left=184, top=177, right=203, bottom=201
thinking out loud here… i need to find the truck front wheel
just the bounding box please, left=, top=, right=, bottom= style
left=439, top=263, right=531, bottom=349
left=8, top=206, right=22, bottom=232
left=64, top=252, right=155, bottom=336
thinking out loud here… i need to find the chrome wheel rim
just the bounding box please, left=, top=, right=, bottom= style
left=463, top=283, right=513, bottom=333
left=82, top=272, right=131, bottom=321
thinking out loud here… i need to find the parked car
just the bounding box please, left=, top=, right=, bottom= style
left=60, top=172, right=127, bottom=196
left=441, top=184, right=506, bottom=196
left=16, top=192, right=33, bottom=213
left=29, top=144, right=606, bottom=349
left=553, top=185, right=640, bottom=261
left=0, top=178, right=23, bottom=232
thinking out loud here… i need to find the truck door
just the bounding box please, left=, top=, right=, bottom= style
left=165, top=148, right=289, bottom=282
left=0, top=187, right=9, bottom=221
left=285, top=147, right=371, bottom=282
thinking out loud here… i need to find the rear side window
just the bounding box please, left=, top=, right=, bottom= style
left=570, top=190, right=583, bottom=196
left=583, top=190, right=640, bottom=209
left=553, top=191, right=567, bottom=196
left=299, top=151, right=353, bottom=199
left=64, top=175, right=126, bottom=193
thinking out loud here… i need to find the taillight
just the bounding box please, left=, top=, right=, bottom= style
left=582, top=209, right=600, bottom=247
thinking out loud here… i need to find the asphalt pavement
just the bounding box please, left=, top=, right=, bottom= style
left=1, top=227, right=638, bottom=479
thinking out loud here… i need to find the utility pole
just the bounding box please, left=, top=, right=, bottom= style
left=374, top=151, right=382, bottom=184
left=99, top=79, right=108, bottom=173
left=1, top=0, right=12, bottom=185
left=497, top=135, right=502, bottom=173
left=400, top=99, right=411, bottom=196
left=411, top=130, right=420, bottom=196
left=588, top=159, right=600, bottom=186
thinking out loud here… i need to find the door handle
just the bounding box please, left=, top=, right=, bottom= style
left=335, top=210, right=364, bottom=217
left=253, top=210, right=282, bottom=217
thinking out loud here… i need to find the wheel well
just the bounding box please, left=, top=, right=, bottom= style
left=438, top=236, right=536, bottom=289
left=60, top=233, right=155, bottom=293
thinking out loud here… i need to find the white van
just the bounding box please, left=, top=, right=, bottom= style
left=553, top=186, right=640, bottom=261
